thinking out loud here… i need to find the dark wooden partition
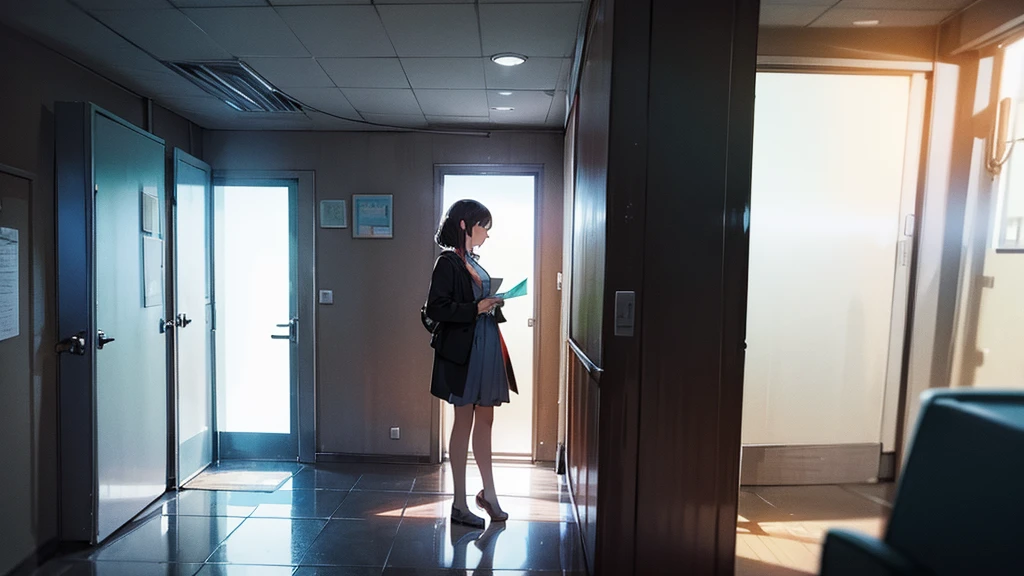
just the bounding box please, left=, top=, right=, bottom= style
left=565, top=1, right=760, bottom=574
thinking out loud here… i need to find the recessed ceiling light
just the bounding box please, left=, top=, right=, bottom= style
left=853, top=19, right=880, bottom=26
left=491, top=107, right=515, bottom=112
left=491, top=53, right=527, bottom=67
left=497, top=91, right=514, bottom=96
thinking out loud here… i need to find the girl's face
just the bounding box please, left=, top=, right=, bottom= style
left=464, top=221, right=491, bottom=250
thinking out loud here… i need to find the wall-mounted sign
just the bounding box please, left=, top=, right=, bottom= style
left=320, top=200, right=348, bottom=229
left=352, top=194, right=393, bottom=239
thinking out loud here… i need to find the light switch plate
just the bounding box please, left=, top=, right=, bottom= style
left=614, top=291, right=635, bottom=337
left=319, top=290, right=334, bottom=304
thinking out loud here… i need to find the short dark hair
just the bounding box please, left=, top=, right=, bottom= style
left=436, top=199, right=492, bottom=251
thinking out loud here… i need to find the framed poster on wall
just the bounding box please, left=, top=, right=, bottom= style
left=352, top=194, right=393, bottom=239
left=319, top=199, right=347, bottom=229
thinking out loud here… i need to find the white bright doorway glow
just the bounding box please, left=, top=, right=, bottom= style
left=743, top=72, right=915, bottom=447
left=215, top=185, right=291, bottom=434
left=441, top=173, right=537, bottom=458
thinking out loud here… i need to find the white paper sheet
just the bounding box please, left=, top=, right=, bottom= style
left=0, top=227, right=18, bottom=342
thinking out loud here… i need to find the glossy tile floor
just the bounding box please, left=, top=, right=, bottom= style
left=735, top=483, right=896, bottom=576
left=33, top=461, right=586, bottom=576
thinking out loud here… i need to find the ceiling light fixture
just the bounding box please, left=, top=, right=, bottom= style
left=491, top=107, right=515, bottom=112
left=491, top=53, right=527, bottom=67
left=498, top=91, right=514, bottom=96
left=853, top=19, right=880, bottom=26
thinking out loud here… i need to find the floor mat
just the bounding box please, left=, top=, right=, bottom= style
left=183, top=469, right=293, bottom=492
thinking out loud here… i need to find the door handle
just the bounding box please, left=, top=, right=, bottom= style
left=97, top=330, right=116, bottom=350
left=271, top=318, right=298, bottom=342
left=56, top=331, right=87, bottom=355
left=176, top=313, right=193, bottom=328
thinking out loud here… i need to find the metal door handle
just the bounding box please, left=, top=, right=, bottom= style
left=271, top=318, right=298, bottom=342
left=56, top=331, right=87, bottom=355
left=177, top=313, right=193, bottom=328
left=97, top=330, right=116, bottom=350
left=159, top=318, right=175, bottom=334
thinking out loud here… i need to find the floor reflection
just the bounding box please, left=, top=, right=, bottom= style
left=31, top=462, right=585, bottom=576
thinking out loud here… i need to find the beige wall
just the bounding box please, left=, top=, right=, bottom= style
left=0, top=23, right=200, bottom=573
left=202, top=130, right=564, bottom=461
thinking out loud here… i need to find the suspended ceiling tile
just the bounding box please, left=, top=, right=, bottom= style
left=171, top=0, right=266, bottom=7
left=377, top=0, right=473, bottom=4
left=484, top=57, right=564, bottom=90
left=305, top=111, right=376, bottom=131
left=182, top=7, right=309, bottom=57
left=426, top=115, right=490, bottom=127
left=283, top=87, right=360, bottom=118
left=318, top=58, right=410, bottom=89
left=834, top=0, right=974, bottom=9
left=360, top=113, right=429, bottom=129
left=415, top=89, right=488, bottom=117
left=759, top=5, right=831, bottom=27
left=811, top=8, right=953, bottom=27
left=401, top=58, right=486, bottom=90
left=485, top=90, right=552, bottom=117
left=90, top=9, right=232, bottom=60
left=269, top=0, right=369, bottom=4
left=544, top=90, right=569, bottom=125
left=157, top=94, right=233, bottom=117
left=277, top=6, right=395, bottom=57
left=479, top=3, right=582, bottom=58
left=104, top=65, right=210, bottom=97
left=555, top=58, right=572, bottom=91
left=0, top=0, right=169, bottom=75
left=304, top=110, right=372, bottom=130
left=341, top=88, right=422, bottom=115
left=489, top=107, right=547, bottom=125
left=76, top=0, right=173, bottom=8
left=547, top=90, right=567, bottom=125
left=377, top=4, right=481, bottom=58
left=243, top=57, right=335, bottom=88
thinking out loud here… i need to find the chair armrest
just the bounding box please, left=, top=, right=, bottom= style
left=819, top=530, right=926, bottom=576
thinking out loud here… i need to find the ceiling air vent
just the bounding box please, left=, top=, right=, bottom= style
left=164, top=60, right=302, bottom=113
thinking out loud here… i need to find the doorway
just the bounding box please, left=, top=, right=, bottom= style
left=436, top=167, right=540, bottom=460
left=741, top=71, right=925, bottom=483
left=736, top=70, right=927, bottom=574
left=173, top=150, right=213, bottom=485
left=211, top=174, right=316, bottom=462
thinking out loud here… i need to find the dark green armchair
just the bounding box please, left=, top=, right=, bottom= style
left=820, top=389, right=1024, bottom=576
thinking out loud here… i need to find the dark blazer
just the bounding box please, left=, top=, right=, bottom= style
left=426, top=250, right=517, bottom=400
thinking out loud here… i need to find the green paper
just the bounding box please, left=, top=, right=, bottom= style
left=497, top=278, right=528, bottom=300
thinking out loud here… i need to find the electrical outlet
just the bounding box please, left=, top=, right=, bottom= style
left=319, top=290, right=334, bottom=304
left=390, top=427, right=400, bottom=440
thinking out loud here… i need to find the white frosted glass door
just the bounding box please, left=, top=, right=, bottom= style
left=174, top=151, right=213, bottom=484
left=441, top=173, right=537, bottom=457
left=742, top=72, right=914, bottom=446
left=214, top=183, right=297, bottom=459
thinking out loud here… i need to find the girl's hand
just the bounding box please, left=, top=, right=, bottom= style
left=477, top=298, right=502, bottom=315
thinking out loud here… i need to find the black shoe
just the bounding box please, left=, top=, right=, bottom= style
left=451, top=504, right=485, bottom=529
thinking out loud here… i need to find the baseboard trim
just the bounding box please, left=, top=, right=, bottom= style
left=878, top=451, right=897, bottom=481
left=315, top=452, right=432, bottom=465
left=7, top=538, right=61, bottom=576
left=555, top=442, right=567, bottom=475
left=741, top=443, right=881, bottom=486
